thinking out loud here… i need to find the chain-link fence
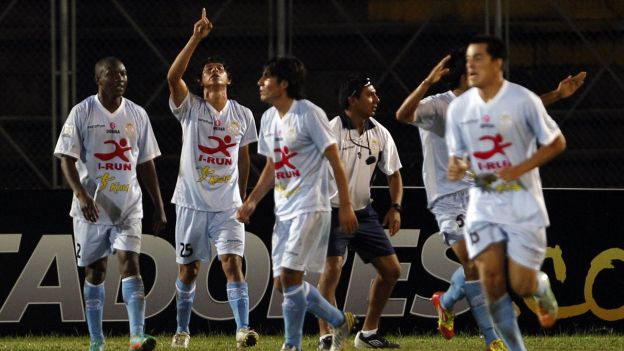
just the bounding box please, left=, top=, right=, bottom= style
left=1, top=0, right=622, bottom=189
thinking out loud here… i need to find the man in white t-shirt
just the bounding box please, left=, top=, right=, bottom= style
left=237, top=57, right=358, bottom=351
left=446, top=35, right=566, bottom=351
left=166, top=9, right=259, bottom=349
left=396, top=49, right=585, bottom=351
left=54, top=57, right=167, bottom=351
left=316, top=75, right=403, bottom=350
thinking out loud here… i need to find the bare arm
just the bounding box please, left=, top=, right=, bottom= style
left=383, top=171, right=403, bottom=236
left=60, top=155, right=99, bottom=222
left=497, top=134, right=566, bottom=182
left=236, top=156, right=274, bottom=223
left=396, top=55, right=450, bottom=124
left=238, top=144, right=251, bottom=200
left=137, top=160, right=167, bottom=235
left=539, top=72, right=586, bottom=107
left=324, top=144, right=357, bottom=234
left=167, top=8, right=213, bottom=107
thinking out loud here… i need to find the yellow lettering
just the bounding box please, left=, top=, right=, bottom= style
left=96, top=172, right=115, bottom=192
left=197, top=166, right=215, bottom=183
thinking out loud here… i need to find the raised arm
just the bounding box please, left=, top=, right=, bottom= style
left=137, top=160, right=167, bottom=235
left=60, top=155, right=99, bottom=223
left=167, top=8, right=213, bottom=106
left=324, top=144, right=358, bottom=234
left=396, top=55, right=450, bottom=124
left=539, top=72, right=587, bottom=107
left=236, top=156, right=275, bottom=224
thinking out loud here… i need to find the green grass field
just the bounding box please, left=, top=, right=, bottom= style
left=0, top=333, right=622, bottom=351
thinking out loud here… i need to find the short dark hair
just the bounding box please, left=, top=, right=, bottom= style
left=94, top=56, right=123, bottom=81
left=199, top=55, right=231, bottom=82
left=444, top=47, right=467, bottom=90
left=468, top=35, right=507, bottom=61
left=338, top=74, right=372, bottom=110
left=262, top=56, right=306, bottom=99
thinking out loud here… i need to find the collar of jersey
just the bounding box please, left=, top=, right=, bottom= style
left=338, top=112, right=376, bottom=131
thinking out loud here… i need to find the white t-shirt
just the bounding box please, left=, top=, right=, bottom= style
left=329, top=114, right=402, bottom=210
left=54, top=95, right=161, bottom=225
left=169, top=93, right=258, bottom=211
left=446, top=80, right=562, bottom=230
left=411, top=91, right=472, bottom=207
left=258, top=99, right=335, bottom=220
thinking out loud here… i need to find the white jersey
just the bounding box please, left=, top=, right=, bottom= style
left=410, top=91, right=472, bottom=208
left=54, top=95, right=161, bottom=225
left=169, top=94, right=258, bottom=211
left=258, top=99, right=336, bottom=220
left=446, top=80, right=562, bottom=230
left=329, top=114, right=402, bottom=210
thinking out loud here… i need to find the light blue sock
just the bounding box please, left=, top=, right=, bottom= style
left=227, top=281, right=250, bottom=330
left=122, top=276, right=145, bottom=337
left=282, top=284, right=307, bottom=349
left=175, top=278, right=196, bottom=334
left=464, top=280, right=498, bottom=346
left=489, top=294, right=526, bottom=351
left=302, top=282, right=345, bottom=328
left=441, top=267, right=465, bottom=310
left=84, top=280, right=105, bottom=343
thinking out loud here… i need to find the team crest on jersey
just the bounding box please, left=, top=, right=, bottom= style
left=228, top=121, right=240, bottom=135
left=125, top=123, right=135, bottom=137
left=498, top=113, right=512, bottom=132
left=284, top=127, right=297, bottom=143
left=370, top=138, right=379, bottom=154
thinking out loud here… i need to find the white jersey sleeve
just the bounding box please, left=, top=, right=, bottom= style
left=377, top=124, right=402, bottom=176
left=168, top=93, right=192, bottom=123
left=305, top=105, right=336, bottom=153
left=238, top=106, right=258, bottom=147
left=412, top=93, right=449, bottom=137
left=257, top=109, right=274, bottom=158
left=445, top=98, right=468, bottom=159
left=525, top=93, right=562, bottom=145
left=54, top=105, right=84, bottom=160
left=136, top=106, right=161, bottom=164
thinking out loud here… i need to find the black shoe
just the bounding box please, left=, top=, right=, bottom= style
left=354, top=331, right=400, bottom=349
left=317, top=335, right=332, bottom=350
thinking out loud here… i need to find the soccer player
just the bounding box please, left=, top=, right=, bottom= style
left=236, top=57, right=358, bottom=351
left=54, top=56, right=167, bottom=351
left=445, top=35, right=566, bottom=351
left=396, top=49, right=585, bottom=350
left=317, top=75, right=402, bottom=350
left=166, top=8, right=259, bottom=349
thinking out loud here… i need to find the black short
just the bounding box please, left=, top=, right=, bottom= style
left=327, top=204, right=395, bottom=263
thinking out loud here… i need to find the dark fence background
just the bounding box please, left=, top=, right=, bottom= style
left=1, top=0, right=623, bottom=189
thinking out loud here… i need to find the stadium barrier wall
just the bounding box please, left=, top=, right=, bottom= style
left=0, top=188, right=622, bottom=335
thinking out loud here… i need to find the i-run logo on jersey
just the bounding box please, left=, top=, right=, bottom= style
left=473, top=134, right=512, bottom=171
left=274, top=146, right=300, bottom=179
left=198, top=135, right=236, bottom=165
left=94, top=138, right=132, bottom=171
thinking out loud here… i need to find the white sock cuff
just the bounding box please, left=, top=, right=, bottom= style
left=84, top=280, right=105, bottom=288
left=122, top=275, right=142, bottom=282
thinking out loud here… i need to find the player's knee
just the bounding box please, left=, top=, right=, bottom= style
left=179, top=262, right=200, bottom=283
left=510, top=275, right=535, bottom=297
left=462, top=261, right=479, bottom=280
